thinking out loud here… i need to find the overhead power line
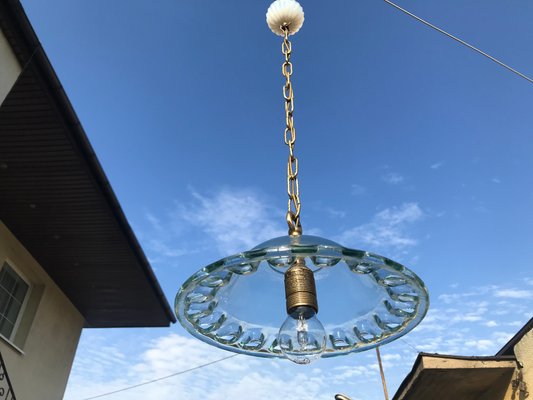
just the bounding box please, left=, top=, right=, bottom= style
left=81, top=354, right=239, bottom=400
left=400, top=337, right=422, bottom=353
left=382, top=0, right=533, bottom=85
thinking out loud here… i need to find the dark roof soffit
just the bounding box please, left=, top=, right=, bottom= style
left=0, top=0, right=176, bottom=325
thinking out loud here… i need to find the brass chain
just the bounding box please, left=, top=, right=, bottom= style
left=281, top=25, right=302, bottom=236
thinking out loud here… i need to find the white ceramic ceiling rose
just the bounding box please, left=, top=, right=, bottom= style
left=266, top=0, right=305, bottom=36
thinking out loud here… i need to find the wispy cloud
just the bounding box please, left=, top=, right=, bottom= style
left=72, top=188, right=532, bottom=400
left=325, top=207, right=346, bottom=219
left=140, top=188, right=285, bottom=261
left=409, top=283, right=532, bottom=356
left=180, top=188, right=285, bottom=255
left=430, top=162, right=444, bottom=170
left=350, top=183, right=366, bottom=196
left=464, top=339, right=494, bottom=351
left=464, top=331, right=514, bottom=353
left=66, top=333, right=331, bottom=400
left=382, top=172, right=405, bottom=185
left=494, top=289, right=533, bottom=299
left=143, top=190, right=428, bottom=262
left=137, top=210, right=195, bottom=265
left=337, top=203, right=424, bottom=254
left=65, top=276, right=533, bottom=400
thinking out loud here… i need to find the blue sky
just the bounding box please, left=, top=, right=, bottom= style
left=20, top=0, right=533, bottom=398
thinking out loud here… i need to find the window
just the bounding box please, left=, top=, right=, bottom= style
left=0, top=262, right=29, bottom=340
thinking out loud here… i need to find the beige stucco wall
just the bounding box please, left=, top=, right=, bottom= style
left=0, top=221, right=84, bottom=400
left=0, top=28, right=21, bottom=106
left=500, top=325, right=533, bottom=400
left=514, top=328, right=533, bottom=399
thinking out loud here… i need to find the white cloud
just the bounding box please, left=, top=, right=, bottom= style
left=382, top=172, right=404, bottom=185
left=439, top=293, right=474, bottom=304
left=493, top=331, right=514, bottom=345
left=137, top=210, right=192, bottom=264
left=66, top=186, right=533, bottom=400
left=494, top=289, right=533, bottom=299
left=351, top=184, right=366, bottom=196
left=326, top=207, right=347, bottom=219
left=145, top=212, right=163, bottom=232
left=330, top=365, right=376, bottom=384
left=430, top=162, right=444, bottom=170
left=375, top=203, right=423, bottom=225
left=69, top=331, right=414, bottom=400
left=66, top=276, right=533, bottom=400
left=408, top=283, right=533, bottom=356
left=147, top=239, right=190, bottom=259
left=338, top=203, right=424, bottom=253
left=66, top=332, right=334, bottom=400
left=438, top=286, right=498, bottom=304
left=382, top=353, right=402, bottom=361
left=464, top=339, right=494, bottom=351
left=180, top=189, right=285, bottom=255
left=457, top=315, right=483, bottom=322
left=142, top=190, right=427, bottom=264
left=141, top=188, right=286, bottom=260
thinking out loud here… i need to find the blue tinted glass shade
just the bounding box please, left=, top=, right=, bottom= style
left=175, top=235, right=429, bottom=359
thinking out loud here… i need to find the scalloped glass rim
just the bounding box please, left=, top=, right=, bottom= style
left=175, top=235, right=429, bottom=359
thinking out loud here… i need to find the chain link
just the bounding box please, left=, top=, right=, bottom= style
left=281, top=25, right=302, bottom=236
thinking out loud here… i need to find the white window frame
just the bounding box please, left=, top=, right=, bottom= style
left=0, top=259, right=31, bottom=345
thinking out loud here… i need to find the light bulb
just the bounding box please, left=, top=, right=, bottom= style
left=278, top=305, right=326, bottom=364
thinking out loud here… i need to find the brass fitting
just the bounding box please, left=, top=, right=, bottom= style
left=284, top=259, right=318, bottom=313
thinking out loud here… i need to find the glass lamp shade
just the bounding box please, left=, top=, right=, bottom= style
left=175, top=235, right=429, bottom=359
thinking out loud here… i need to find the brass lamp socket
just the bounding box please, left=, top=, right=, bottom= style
left=284, top=259, right=318, bottom=314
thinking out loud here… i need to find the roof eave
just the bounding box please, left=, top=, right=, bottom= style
left=0, top=0, right=176, bottom=326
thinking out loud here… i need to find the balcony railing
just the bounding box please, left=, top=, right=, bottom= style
left=0, top=352, right=15, bottom=400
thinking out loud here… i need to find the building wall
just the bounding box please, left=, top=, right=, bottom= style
left=514, top=328, right=532, bottom=399
left=0, top=28, right=21, bottom=106
left=0, top=221, right=84, bottom=400
left=497, top=326, right=533, bottom=400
